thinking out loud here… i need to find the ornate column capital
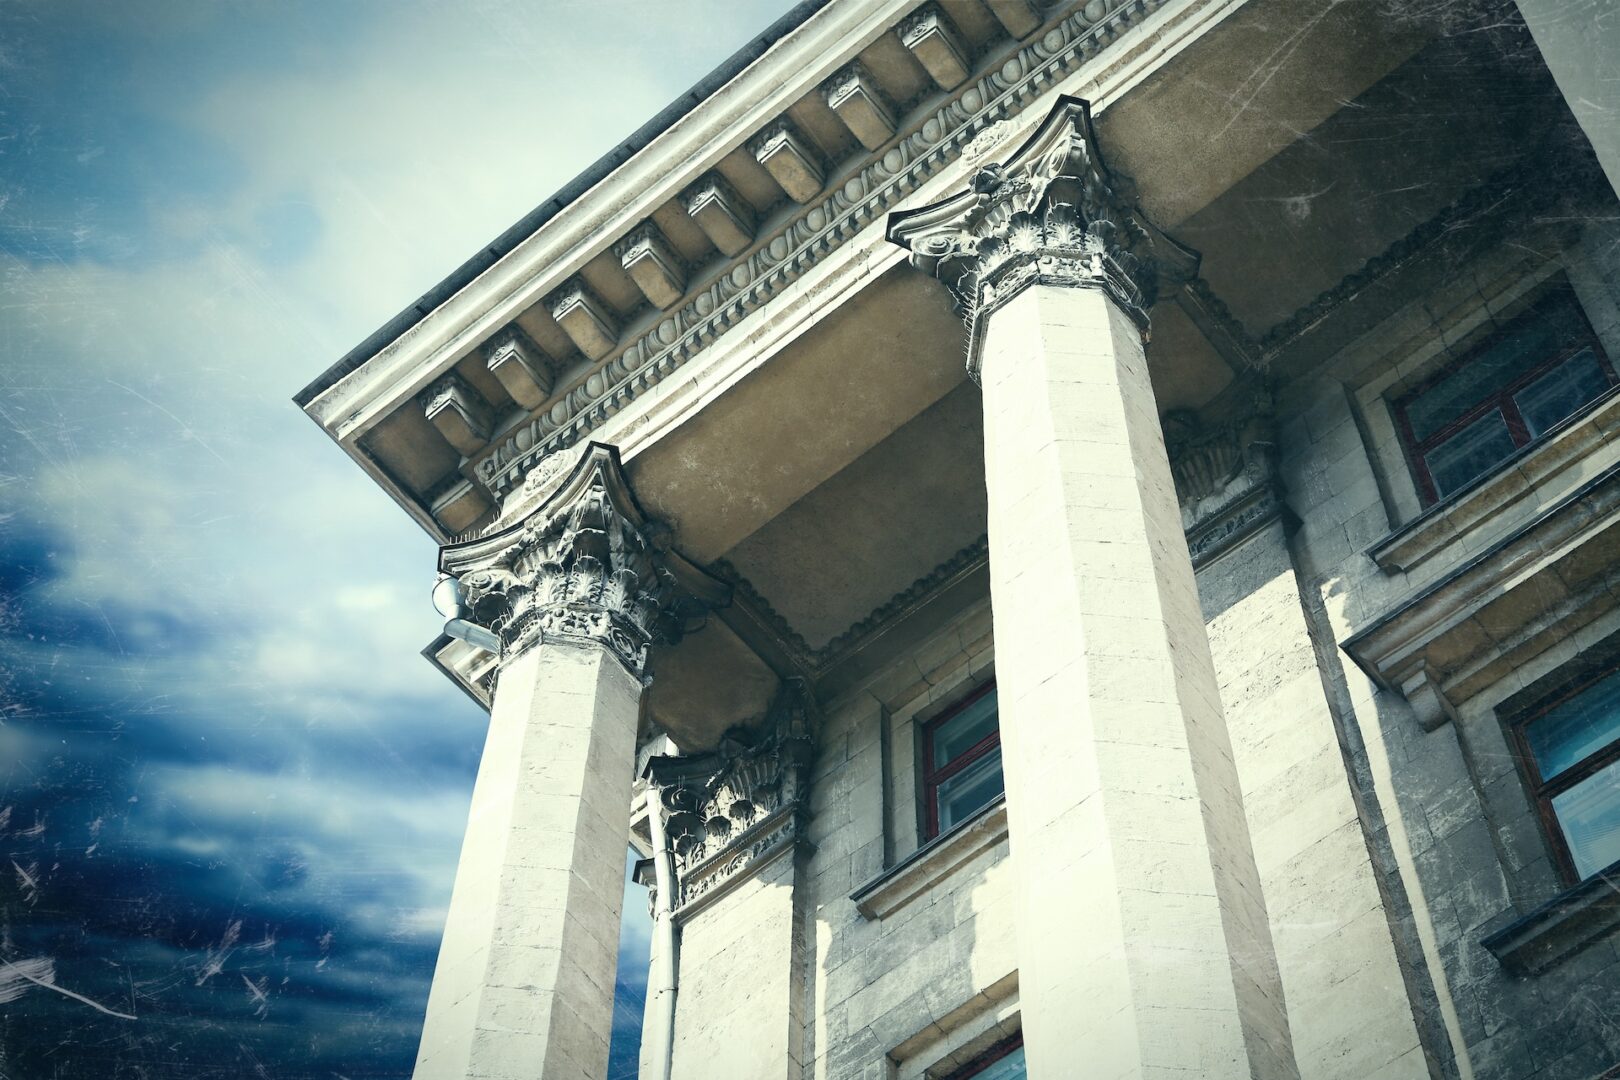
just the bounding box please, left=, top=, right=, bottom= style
left=439, top=443, right=729, bottom=676
left=887, top=95, right=1197, bottom=380
left=642, top=679, right=814, bottom=918
left=1163, top=381, right=1294, bottom=569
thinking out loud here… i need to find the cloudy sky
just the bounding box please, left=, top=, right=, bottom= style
left=0, top=2, right=784, bottom=1076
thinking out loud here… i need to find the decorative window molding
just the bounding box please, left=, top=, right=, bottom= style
left=1343, top=462, right=1620, bottom=730
left=940, top=1034, right=1025, bottom=1080
left=851, top=794, right=1008, bottom=921
left=1370, top=384, right=1620, bottom=576
left=1501, top=644, right=1620, bottom=886
left=1351, top=252, right=1620, bottom=559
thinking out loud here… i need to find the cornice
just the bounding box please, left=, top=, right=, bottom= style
left=471, top=1, right=1166, bottom=499
left=469, top=2, right=1166, bottom=502
left=307, top=0, right=918, bottom=442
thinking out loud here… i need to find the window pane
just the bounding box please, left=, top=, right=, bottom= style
left=1423, top=410, right=1517, bottom=497
left=1514, top=348, right=1609, bottom=438
left=968, top=1045, right=1026, bottom=1080
left=932, top=689, right=999, bottom=770
left=936, top=746, right=1004, bottom=832
left=1551, top=756, right=1620, bottom=879
left=1526, top=667, right=1620, bottom=780
left=1405, top=349, right=1526, bottom=445
left=1401, top=289, right=1598, bottom=445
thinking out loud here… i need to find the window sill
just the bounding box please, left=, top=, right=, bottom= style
left=1481, top=862, right=1620, bottom=975
left=850, top=795, right=1008, bottom=921
left=1343, top=461, right=1620, bottom=729
left=1371, top=385, right=1620, bottom=576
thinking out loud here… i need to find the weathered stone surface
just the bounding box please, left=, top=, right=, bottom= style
left=899, top=5, right=972, bottom=91
left=822, top=62, right=895, bottom=152
left=749, top=119, right=825, bottom=204
left=413, top=641, right=642, bottom=1080
left=483, top=324, right=555, bottom=410
left=977, top=280, right=1293, bottom=1079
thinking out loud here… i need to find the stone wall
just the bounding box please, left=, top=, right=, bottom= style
left=1274, top=216, right=1620, bottom=1080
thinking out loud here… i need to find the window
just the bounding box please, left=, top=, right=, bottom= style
left=942, top=1035, right=1025, bottom=1080
left=1394, top=288, right=1615, bottom=505
left=921, top=683, right=1003, bottom=840
left=1512, top=661, right=1620, bottom=883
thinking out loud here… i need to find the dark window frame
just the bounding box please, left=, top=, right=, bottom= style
left=919, top=680, right=1000, bottom=842
left=1508, top=658, right=1620, bottom=885
left=1392, top=287, right=1616, bottom=506
left=939, top=1033, right=1024, bottom=1080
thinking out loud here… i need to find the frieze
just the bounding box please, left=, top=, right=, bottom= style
left=713, top=536, right=990, bottom=677
left=1258, top=145, right=1601, bottom=359
left=473, top=0, right=1162, bottom=498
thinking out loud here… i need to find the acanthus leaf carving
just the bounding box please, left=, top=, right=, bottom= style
left=887, top=95, right=1198, bottom=380
left=441, top=443, right=729, bottom=675
left=643, top=679, right=815, bottom=915
left=1162, top=382, right=1292, bottom=568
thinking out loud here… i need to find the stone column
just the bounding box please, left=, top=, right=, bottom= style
left=1168, top=405, right=1429, bottom=1080
left=416, top=444, right=726, bottom=1080
left=1514, top=0, right=1620, bottom=200
left=644, top=682, right=815, bottom=1080
left=890, top=97, right=1296, bottom=1079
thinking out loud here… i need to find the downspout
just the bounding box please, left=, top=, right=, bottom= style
left=644, top=786, right=679, bottom=1080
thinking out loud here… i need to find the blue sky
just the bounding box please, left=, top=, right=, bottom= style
left=0, top=2, right=784, bottom=1076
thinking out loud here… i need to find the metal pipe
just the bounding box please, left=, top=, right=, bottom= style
left=643, top=787, right=679, bottom=1080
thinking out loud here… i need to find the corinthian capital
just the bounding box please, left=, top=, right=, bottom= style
left=887, top=95, right=1197, bottom=379
left=438, top=443, right=729, bottom=675
left=643, top=679, right=815, bottom=916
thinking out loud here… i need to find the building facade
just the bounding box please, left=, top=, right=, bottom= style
left=295, top=1, right=1620, bottom=1077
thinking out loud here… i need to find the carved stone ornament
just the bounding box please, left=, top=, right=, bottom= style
left=1162, top=384, right=1291, bottom=569
left=438, top=443, right=730, bottom=675
left=642, top=680, right=814, bottom=917
left=472, top=0, right=1168, bottom=496
left=886, top=95, right=1197, bottom=380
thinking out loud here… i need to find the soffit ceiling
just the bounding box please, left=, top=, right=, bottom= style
left=1172, top=24, right=1572, bottom=342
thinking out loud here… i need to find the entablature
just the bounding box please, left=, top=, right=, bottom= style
left=299, top=0, right=1438, bottom=543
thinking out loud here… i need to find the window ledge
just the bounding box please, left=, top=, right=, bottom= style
left=1371, top=385, right=1620, bottom=576
left=1343, top=461, right=1620, bottom=729
left=1481, top=862, right=1620, bottom=975
left=850, top=796, right=1008, bottom=921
